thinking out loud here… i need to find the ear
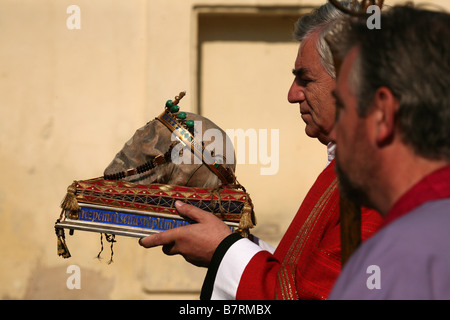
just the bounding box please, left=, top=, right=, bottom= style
left=372, top=87, right=399, bottom=146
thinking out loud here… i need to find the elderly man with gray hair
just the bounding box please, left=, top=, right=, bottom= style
left=139, top=1, right=382, bottom=300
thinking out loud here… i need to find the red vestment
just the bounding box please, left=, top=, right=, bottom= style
left=236, top=159, right=383, bottom=300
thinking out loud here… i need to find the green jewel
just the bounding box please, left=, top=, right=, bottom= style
left=170, top=105, right=180, bottom=113
left=177, top=112, right=186, bottom=120
left=186, top=120, right=194, bottom=128
left=165, top=100, right=174, bottom=108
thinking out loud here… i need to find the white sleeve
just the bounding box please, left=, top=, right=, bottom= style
left=251, top=235, right=276, bottom=254
left=200, top=233, right=263, bottom=300
left=210, top=238, right=264, bottom=299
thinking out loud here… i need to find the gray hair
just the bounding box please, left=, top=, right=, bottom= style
left=331, top=4, right=450, bottom=161
left=294, top=1, right=358, bottom=78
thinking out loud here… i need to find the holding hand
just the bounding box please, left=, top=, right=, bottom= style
left=139, top=201, right=232, bottom=267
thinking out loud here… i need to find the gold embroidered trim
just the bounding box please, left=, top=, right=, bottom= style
left=276, top=177, right=338, bottom=299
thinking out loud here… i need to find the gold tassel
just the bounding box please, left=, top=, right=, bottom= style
left=60, top=181, right=80, bottom=219
left=55, top=181, right=78, bottom=259
left=55, top=223, right=71, bottom=258
left=238, top=199, right=257, bottom=235
left=238, top=209, right=255, bottom=230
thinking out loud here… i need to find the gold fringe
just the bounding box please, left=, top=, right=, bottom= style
left=238, top=199, right=257, bottom=238
left=55, top=224, right=71, bottom=258
left=60, top=181, right=80, bottom=219
left=239, top=209, right=253, bottom=230
left=55, top=181, right=79, bottom=258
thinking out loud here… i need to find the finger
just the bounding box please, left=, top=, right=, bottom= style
left=162, top=243, right=176, bottom=256
left=175, top=200, right=214, bottom=222
left=139, top=229, right=177, bottom=248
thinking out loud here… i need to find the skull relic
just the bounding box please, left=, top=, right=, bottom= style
left=104, top=98, right=236, bottom=188
left=55, top=92, right=254, bottom=262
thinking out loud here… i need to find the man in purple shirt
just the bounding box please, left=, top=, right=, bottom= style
left=327, top=5, right=450, bottom=299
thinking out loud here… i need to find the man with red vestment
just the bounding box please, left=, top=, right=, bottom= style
left=140, top=1, right=383, bottom=300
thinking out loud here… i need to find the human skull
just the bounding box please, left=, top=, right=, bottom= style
left=104, top=112, right=236, bottom=188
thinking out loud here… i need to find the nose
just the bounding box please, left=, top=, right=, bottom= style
left=288, top=80, right=306, bottom=104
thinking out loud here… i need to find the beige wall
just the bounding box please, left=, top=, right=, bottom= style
left=1, top=0, right=448, bottom=300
